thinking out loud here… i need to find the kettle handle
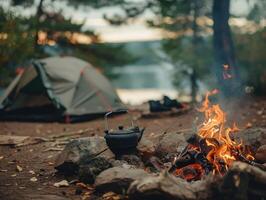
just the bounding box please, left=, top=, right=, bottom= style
left=105, top=109, right=133, bottom=131
left=138, top=128, right=145, bottom=142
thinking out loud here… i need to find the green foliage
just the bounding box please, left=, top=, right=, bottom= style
left=0, top=8, right=35, bottom=85
left=247, top=1, right=266, bottom=23
left=161, top=36, right=213, bottom=88
left=235, top=28, right=266, bottom=95
left=0, top=0, right=134, bottom=86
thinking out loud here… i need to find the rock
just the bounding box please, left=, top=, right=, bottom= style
left=53, top=180, right=69, bottom=187
left=156, top=131, right=193, bottom=159
left=235, top=127, right=266, bottom=149
left=78, top=157, right=112, bottom=184
left=55, top=136, right=114, bottom=175
left=128, top=171, right=209, bottom=200
left=120, top=155, right=144, bottom=168
left=137, top=137, right=156, bottom=161
left=95, top=166, right=149, bottom=193
left=255, top=145, right=266, bottom=163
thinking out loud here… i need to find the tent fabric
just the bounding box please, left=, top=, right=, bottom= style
left=0, top=56, right=126, bottom=122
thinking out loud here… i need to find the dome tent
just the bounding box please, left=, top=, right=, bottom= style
left=0, top=56, right=126, bottom=122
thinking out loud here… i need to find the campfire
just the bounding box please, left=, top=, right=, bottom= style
left=169, top=89, right=257, bottom=181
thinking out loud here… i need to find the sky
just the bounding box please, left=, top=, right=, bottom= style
left=1, top=0, right=256, bottom=43
left=72, top=0, right=256, bottom=43
left=68, top=0, right=255, bottom=43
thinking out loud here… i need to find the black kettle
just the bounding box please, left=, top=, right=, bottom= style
left=104, top=110, right=145, bottom=158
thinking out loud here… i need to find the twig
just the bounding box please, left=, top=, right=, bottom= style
left=48, top=128, right=92, bottom=140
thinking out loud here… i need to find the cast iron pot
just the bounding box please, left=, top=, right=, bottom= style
left=104, top=110, right=145, bottom=158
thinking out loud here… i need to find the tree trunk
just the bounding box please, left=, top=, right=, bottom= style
left=190, top=69, right=198, bottom=103
left=191, top=0, right=200, bottom=103
left=212, top=0, right=240, bottom=96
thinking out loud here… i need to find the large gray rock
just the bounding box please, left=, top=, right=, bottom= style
left=156, top=131, right=193, bottom=159
left=128, top=171, right=209, bottom=200
left=95, top=166, right=149, bottom=193
left=137, top=137, right=156, bottom=161
left=55, top=136, right=114, bottom=175
left=78, top=157, right=112, bottom=184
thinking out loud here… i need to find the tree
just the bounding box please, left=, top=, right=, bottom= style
left=212, top=0, right=240, bottom=96
left=0, top=0, right=135, bottom=86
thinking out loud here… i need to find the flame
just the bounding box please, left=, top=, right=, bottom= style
left=223, top=64, right=233, bottom=79
left=197, top=89, right=254, bottom=175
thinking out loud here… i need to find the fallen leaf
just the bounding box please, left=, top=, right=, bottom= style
left=29, top=170, right=35, bottom=175
left=53, top=180, right=69, bottom=187
left=16, top=165, right=23, bottom=172
left=47, top=155, right=53, bottom=159
left=30, top=177, right=38, bottom=182
left=257, top=110, right=263, bottom=115
left=11, top=174, right=17, bottom=177
left=0, top=156, right=4, bottom=160
left=76, top=182, right=94, bottom=191
left=245, top=122, right=252, bottom=129
left=102, top=192, right=121, bottom=200
left=81, top=191, right=92, bottom=200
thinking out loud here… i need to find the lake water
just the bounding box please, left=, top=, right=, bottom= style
left=110, top=63, right=185, bottom=105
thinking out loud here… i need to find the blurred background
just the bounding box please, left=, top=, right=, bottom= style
left=0, top=0, right=265, bottom=105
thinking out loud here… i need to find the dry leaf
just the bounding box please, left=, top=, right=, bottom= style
left=102, top=192, right=121, bottom=200
left=29, top=170, right=35, bottom=175
left=0, top=156, right=4, bottom=160
left=47, top=155, right=53, bottom=159
left=16, top=165, right=23, bottom=172
left=76, top=182, right=94, bottom=191
left=245, top=122, right=252, bottom=129
left=53, top=180, right=69, bottom=187
left=81, top=191, right=92, bottom=200
left=30, top=177, right=38, bottom=182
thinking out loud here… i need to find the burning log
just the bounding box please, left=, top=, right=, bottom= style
left=232, top=149, right=266, bottom=171
left=168, top=134, right=214, bottom=180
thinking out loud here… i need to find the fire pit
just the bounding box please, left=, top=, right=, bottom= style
left=167, top=89, right=265, bottom=181
left=55, top=89, right=266, bottom=200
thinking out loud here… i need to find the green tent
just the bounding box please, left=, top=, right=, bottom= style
left=0, top=56, right=126, bottom=122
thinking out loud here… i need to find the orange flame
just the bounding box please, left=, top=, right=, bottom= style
left=197, top=90, right=254, bottom=175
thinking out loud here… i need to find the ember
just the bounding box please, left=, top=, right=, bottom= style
left=170, top=89, right=257, bottom=180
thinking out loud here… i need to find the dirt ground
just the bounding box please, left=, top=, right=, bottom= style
left=0, top=97, right=265, bottom=200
